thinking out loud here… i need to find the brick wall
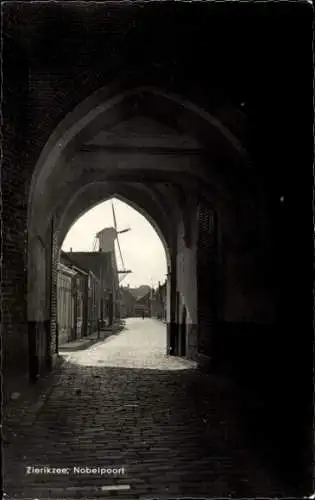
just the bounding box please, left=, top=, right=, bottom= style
left=50, top=229, right=59, bottom=354
left=3, top=34, right=29, bottom=377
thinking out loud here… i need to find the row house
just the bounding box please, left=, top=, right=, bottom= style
left=151, top=281, right=167, bottom=321
left=63, top=250, right=119, bottom=328
left=57, top=253, right=101, bottom=345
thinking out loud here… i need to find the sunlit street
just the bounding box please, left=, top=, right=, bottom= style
left=64, top=318, right=197, bottom=370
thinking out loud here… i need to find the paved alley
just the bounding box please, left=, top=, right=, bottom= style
left=4, top=318, right=286, bottom=498
left=63, top=318, right=196, bottom=370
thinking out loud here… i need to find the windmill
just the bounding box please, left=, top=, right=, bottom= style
left=92, top=201, right=132, bottom=284
left=111, top=201, right=132, bottom=284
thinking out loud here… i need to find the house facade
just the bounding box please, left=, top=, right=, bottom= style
left=57, top=252, right=102, bottom=344
left=118, top=286, right=136, bottom=318
left=64, top=250, right=119, bottom=327
left=135, top=291, right=151, bottom=317
left=57, top=262, right=77, bottom=346
left=151, top=282, right=167, bottom=321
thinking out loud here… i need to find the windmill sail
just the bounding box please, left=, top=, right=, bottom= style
left=116, top=238, right=125, bottom=274
left=92, top=236, right=98, bottom=251
left=111, top=201, right=131, bottom=282
left=112, top=202, right=124, bottom=271
left=112, top=201, right=117, bottom=232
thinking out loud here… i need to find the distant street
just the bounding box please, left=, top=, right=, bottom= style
left=4, top=318, right=285, bottom=498
left=65, top=318, right=196, bottom=370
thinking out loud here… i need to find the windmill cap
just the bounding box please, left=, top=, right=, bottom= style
left=96, top=227, right=117, bottom=238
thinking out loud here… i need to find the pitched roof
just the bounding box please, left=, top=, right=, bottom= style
left=129, top=285, right=151, bottom=300
left=62, top=251, right=113, bottom=283
left=57, top=261, right=77, bottom=276
left=136, top=291, right=151, bottom=304
left=60, top=252, right=89, bottom=275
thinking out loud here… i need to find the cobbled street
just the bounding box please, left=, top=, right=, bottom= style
left=4, top=318, right=286, bottom=498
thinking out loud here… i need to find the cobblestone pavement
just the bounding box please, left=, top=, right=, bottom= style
left=4, top=318, right=286, bottom=499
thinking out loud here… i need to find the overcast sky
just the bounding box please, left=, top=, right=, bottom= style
left=62, top=198, right=167, bottom=288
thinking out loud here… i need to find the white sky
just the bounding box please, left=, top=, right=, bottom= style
left=62, top=198, right=167, bottom=288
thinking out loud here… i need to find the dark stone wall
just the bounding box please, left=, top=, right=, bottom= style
left=45, top=221, right=54, bottom=370
left=196, top=203, right=218, bottom=357
left=3, top=5, right=312, bottom=493
left=28, top=320, right=51, bottom=381
left=3, top=26, right=29, bottom=377
left=5, top=1, right=311, bottom=176
left=50, top=229, right=59, bottom=354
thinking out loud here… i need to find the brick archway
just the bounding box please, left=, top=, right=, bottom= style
left=26, top=79, right=258, bottom=379
left=27, top=84, right=249, bottom=240
left=51, top=187, right=174, bottom=357
left=27, top=83, right=250, bottom=312
left=56, top=185, right=172, bottom=271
